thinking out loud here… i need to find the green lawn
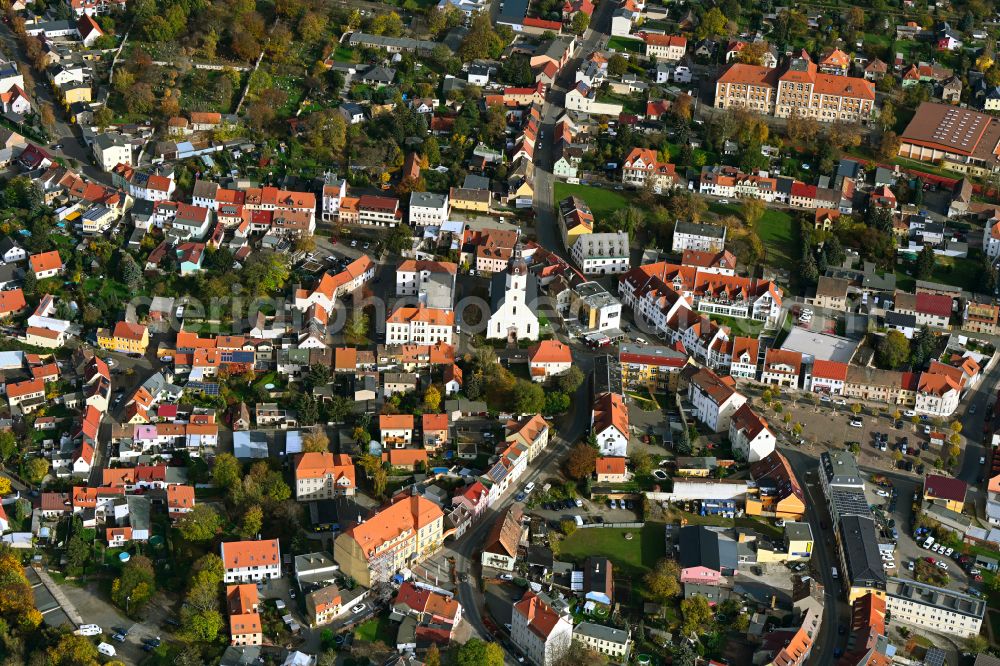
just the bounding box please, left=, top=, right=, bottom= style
left=757, top=209, right=796, bottom=272
left=898, top=255, right=982, bottom=293
left=559, top=522, right=666, bottom=577
left=354, top=616, right=396, bottom=644
left=553, top=182, right=629, bottom=221
left=607, top=36, right=644, bottom=53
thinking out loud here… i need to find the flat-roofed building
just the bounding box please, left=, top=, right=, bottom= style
left=885, top=577, right=985, bottom=637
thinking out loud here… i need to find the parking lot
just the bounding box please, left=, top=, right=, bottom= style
left=524, top=494, right=642, bottom=527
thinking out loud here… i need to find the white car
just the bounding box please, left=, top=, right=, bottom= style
left=904, top=409, right=917, bottom=417
left=981, top=456, right=987, bottom=465
left=936, top=561, right=949, bottom=570
left=351, top=603, right=367, bottom=614
left=718, top=199, right=729, bottom=204
left=849, top=420, right=863, bottom=428
left=74, top=625, right=102, bottom=637
left=820, top=394, right=832, bottom=402
left=524, top=482, right=535, bottom=494
left=833, top=398, right=847, bottom=406
left=875, top=489, right=890, bottom=497
left=775, top=519, right=785, bottom=527
left=907, top=560, right=915, bottom=571
left=945, top=547, right=954, bottom=557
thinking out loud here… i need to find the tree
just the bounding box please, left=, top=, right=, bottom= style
left=344, top=310, right=370, bottom=344
left=680, top=594, right=714, bottom=636
left=644, top=558, right=681, bottom=601
left=302, top=429, right=330, bottom=453
left=674, top=426, right=692, bottom=454
left=118, top=252, right=143, bottom=291
left=452, top=639, right=504, bottom=666
left=851, top=403, right=863, bottom=416
left=877, top=330, right=910, bottom=370
left=570, top=11, right=590, bottom=34
left=966, top=634, right=989, bottom=654
left=458, top=12, right=505, bottom=61
left=24, top=456, right=49, bottom=483
left=111, top=555, right=156, bottom=615
left=696, top=7, right=728, bottom=39
left=512, top=379, right=545, bottom=414
left=880, top=101, right=896, bottom=131
left=877, top=131, right=901, bottom=160
left=176, top=504, right=223, bottom=541
left=671, top=643, right=698, bottom=666
left=384, top=223, right=414, bottom=254
left=240, top=251, right=289, bottom=296
left=915, top=245, right=936, bottom=280
left=424, top=386, right=442, bottom=412
left=741, top=198, right=765, bottom=228
left=558, top=366, right=585, bottom=394
left=425, top=644, right=442, bottom=666
left=553, top=642, right=608, bottom=666
left=545, top=392, right=571, bottom=414
left=565, top=444, right=598, bottom=479
left=65, top=534, right=91, bottom=573
left=630, top=448, right=654, bottom=476
left=94, top=105, right=113, bottom=131
left=238, top=504, right=263, bottom=539
left=560, top=519, right=578, bottom=536
left=607, top=54, right=628, bottom=77
left=0, top=478, right=10, bottom=497
left=180, top=607, right=225, bottom=642
left=46, top=633, right=99, bottom=666
left=213, top=452, right=241, bottom=490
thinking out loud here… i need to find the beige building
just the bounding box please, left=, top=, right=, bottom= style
left=294, top=452, right=356, bottom=500
left=333, top=495, right=444, bottom=587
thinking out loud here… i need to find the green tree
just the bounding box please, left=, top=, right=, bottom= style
left=697, top=7, right=728, bottom=39
left=240, top=250, right=289, bottom=296
left=384, top=223, right=414, bottom=254
left=545, top=391, right=571, bottom=414
left=630, top=447, right=654, bottom=476
left=0, top=431, right=17, bottom=461
left=680, top=594, right=714, bottom=636
left=877, top=330, right=910, bottom=370
left=452, top=639, right=505, bottom=666
left=118, top=252, right=143, bottom=291
left=607, top=54, right=628, bottom=77
left=915, top=245, right=936, bottom=280
left=176, top=504, right=223, bottom=541
left=570, top=11, right=590, bottom=34
left=212, top=452, right=241, bottom=490
left=46, top=632, right=99, bottom=666
left=24, top=456, right=49, bottom=483
left=180, top=608, right=225, bottom=642
left=65, top=534, right=91, bottom=573
left=644, top=558, right=681, bottom=601
left=111, top=555, right=156, bottom=615
left=344, top=310, right=370, bottom=344
left=238, top=504, right=264, bottom=539
left=307, top=363, right=332, bottom=389
left=512, top=379, right=545, bottom=414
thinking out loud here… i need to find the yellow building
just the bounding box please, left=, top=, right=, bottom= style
left=448, top=186, right=491, bottom=213
left=923, top=474, right=966, bottom=513
left=60, top=83, right=92, bottom=107
left=97, top=321, right=149, bottom=355
left=754, top=522, right=814, bottom=563
left=333, top=495, right=443, bottom=588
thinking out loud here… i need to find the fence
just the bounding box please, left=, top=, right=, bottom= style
left=578, top=521, right=644, bottom=530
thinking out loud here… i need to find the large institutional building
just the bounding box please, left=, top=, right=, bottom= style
left=714, top=53, right=875, bottom=123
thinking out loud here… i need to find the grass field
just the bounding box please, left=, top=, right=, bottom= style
left=559, top=522, right=666, bottom=577
left=354, top=616, right=396, bottom=644
left=553, top=182, right=629, bottom=221
left=607, top=36, right=644, bottom=53
left=757, top=209, right=796, bottom=272
left=897, top=255, right=981, bottom=293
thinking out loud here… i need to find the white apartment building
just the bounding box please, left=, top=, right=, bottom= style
left=322, top=175, right=347, bottom=222
left=573, top=623, right=631, bottom=662
left=511, top=591, right=573, bottom=666
left=671, top=221, right=727, bottom=253
left=221, top=539, right=281, bottom=583
left=294, top=452, right=356, bottom=500
left=728, top=404, right=776, bottom=462
left=885, top=578, right=985, bottom=638
left=687, top=367, right=747, bottom=432
left=395, top=259, right=458, bottom=301
left=571, top=232, right=631, bottom=275
left=408, top=191, right=450, bottom=226
left=385, top=306, right=454, bottom=345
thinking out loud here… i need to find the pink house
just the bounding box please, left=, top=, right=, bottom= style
left=133, top=424, right=157, bottom=447
left=680, top=565, right=723, bottom=585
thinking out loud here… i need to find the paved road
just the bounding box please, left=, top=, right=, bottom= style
left=782, top=447, right=849, bottom=664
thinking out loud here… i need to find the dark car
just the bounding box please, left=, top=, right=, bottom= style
left=564, top=499, right=576, bottom=510
left=143, top=637, right=161, bottom=648
left=916, top=464, right=925, bottom=475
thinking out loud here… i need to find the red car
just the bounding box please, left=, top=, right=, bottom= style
left=974, top=574, right=984, bottom=582
left=925, top=557, right=936, bottom=564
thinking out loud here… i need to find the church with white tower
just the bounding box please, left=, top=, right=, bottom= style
left=486, top=243, right=539, bottom=342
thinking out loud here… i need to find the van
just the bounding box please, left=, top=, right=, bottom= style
left=922, top=536, right=935, bottom=549
left=831, top=567, right=839, bottom=579
left=574, top=515, right=584, bottom=527
left=74, top=624, right=102, bottom=637
left=97, top=643, right=117, bottom=657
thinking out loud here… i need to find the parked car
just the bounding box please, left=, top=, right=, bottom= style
left=351, top=604, right=367, bottom=614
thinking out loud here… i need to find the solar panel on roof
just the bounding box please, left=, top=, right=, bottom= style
left=187, top=381, right=220, bottom=395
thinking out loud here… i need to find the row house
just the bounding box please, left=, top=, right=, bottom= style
left=243, top=186, right=317, bottom=225
left=357, top=195, right=401, bottom=227
left=729, top=403, right=776, bottom=462
left=221, top=539, right=281, bottom=583
left=760, top=349, right=803, bottom=389
left=810, top=359, right=849, bottom=395
left=111, top=163, right=174, bottom=202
